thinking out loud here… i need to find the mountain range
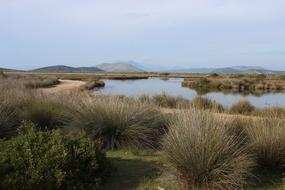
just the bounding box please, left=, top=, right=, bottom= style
left=169, top=66, right=282, bottom=74
left=32, top=65, right=103, bottom=72
left=1, top=63, right=284, bottom=74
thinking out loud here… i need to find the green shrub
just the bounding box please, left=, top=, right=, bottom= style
left=230, top=100, right=255, bottom=114
left=246, top=115, right=285, bottom=171
left=0, top=121, right=111, bottom=190
left=191, top=96, right=224, bottom=112
left=209, top=73, right=219, bottom=77
left=163, top=109, right=253, bottom=189
left=67, top=95, right=166, bottom=149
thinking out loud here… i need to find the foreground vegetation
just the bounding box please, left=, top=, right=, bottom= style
left=1, top=75, right=285, bottom=189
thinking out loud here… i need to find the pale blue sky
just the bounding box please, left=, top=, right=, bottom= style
left=0, top=0, right=285, bottom=70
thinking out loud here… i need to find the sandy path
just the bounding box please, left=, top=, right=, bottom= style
left=40, top=79, right=85, bottom=94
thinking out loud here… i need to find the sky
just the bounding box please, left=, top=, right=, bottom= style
left=0, top=0, right=285, bottom=70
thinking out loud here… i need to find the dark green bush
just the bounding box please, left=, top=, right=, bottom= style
left=0, top=121, right=111, bottom=190
left=209, top=73, right=219, bottom=77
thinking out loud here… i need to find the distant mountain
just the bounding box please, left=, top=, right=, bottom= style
left=170, top=68, right=214, bottom=73
left=0, top=67, right=22, bottom=72
left=96, top=62, right=144, bottom=72
left=170, top=66, right=279, bottom=74
left=32, top=65, right=103, bottom=72
left=212, top=66, right=273, bottom=74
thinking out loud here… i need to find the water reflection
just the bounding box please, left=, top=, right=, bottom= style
left=94, top=78, right=285, bottom=108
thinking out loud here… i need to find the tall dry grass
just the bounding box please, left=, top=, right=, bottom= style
left=163, top=109, right=254, bottom=189
left=230, top=100, right=255, bottom=114
left=139, top=93, right=190, bottom=108
left=191, top=96, right=224, bottom=112
left=246, top=112, right=285, bottom=171
left=66, top=94, right=166, bottom=149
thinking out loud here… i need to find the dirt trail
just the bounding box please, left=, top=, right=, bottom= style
left=40, top=79, right=85, bottom=94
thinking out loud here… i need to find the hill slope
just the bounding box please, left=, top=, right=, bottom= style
left=171, top=66, right=277, bottom=74
left=32, top=65, right=103, bottom=72
left=96, top=63, right=144, bottom=72
left=0, top=67, right=22, bottom=72
left=212, top=66, right=273, bottom=74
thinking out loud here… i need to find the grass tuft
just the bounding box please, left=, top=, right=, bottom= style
left=67, top=95, right=166, bottom=150
left=163, top=109, right=254, bottom=189
left=230, top=100, right=255, bottom=114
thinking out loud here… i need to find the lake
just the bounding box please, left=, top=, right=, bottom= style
left=94, top=78, right=285, bottom=108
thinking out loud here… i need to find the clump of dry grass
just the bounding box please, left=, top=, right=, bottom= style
left=0, top=78, right=67, bottom=133
left=0, top=71, right=7, bottom=79
left=191, top=96, right=224, bottom=112
left=139, top=93, right=190, bottom=108
left=0, top=100, right=18, bottom=138
left=66, top=94, right=166, bottom=149
left=163, top=109, right=254, bottom=189
left=19, top=93, right=67, bottom=130
left=24, top=77, right=60, bottom=89
left=80, top=80, right=105, bottom=90
left=246, top=112, right=285, bottom=171
left=252, top=106, right=285, bottom=118
left=230, top=100, right=255, bottom=114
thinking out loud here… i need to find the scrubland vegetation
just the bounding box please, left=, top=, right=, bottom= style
left=182, top=76, right=285, bottom=93
left=1, top=74, right=285, bottom=189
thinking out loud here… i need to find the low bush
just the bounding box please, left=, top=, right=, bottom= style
left=163, top=109, right=253, bottom=189
left=67, top=95, right=166, bottom=149
left=209, top=73, right=219, bottom=77
left=0, top=121, right=111, bottom=190
left=191, top=96, right=224, bottom=112
left=230, top=100, right=255, bottom=114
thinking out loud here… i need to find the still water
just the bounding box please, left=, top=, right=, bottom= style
left=94, top=78, right=285, bottom=108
